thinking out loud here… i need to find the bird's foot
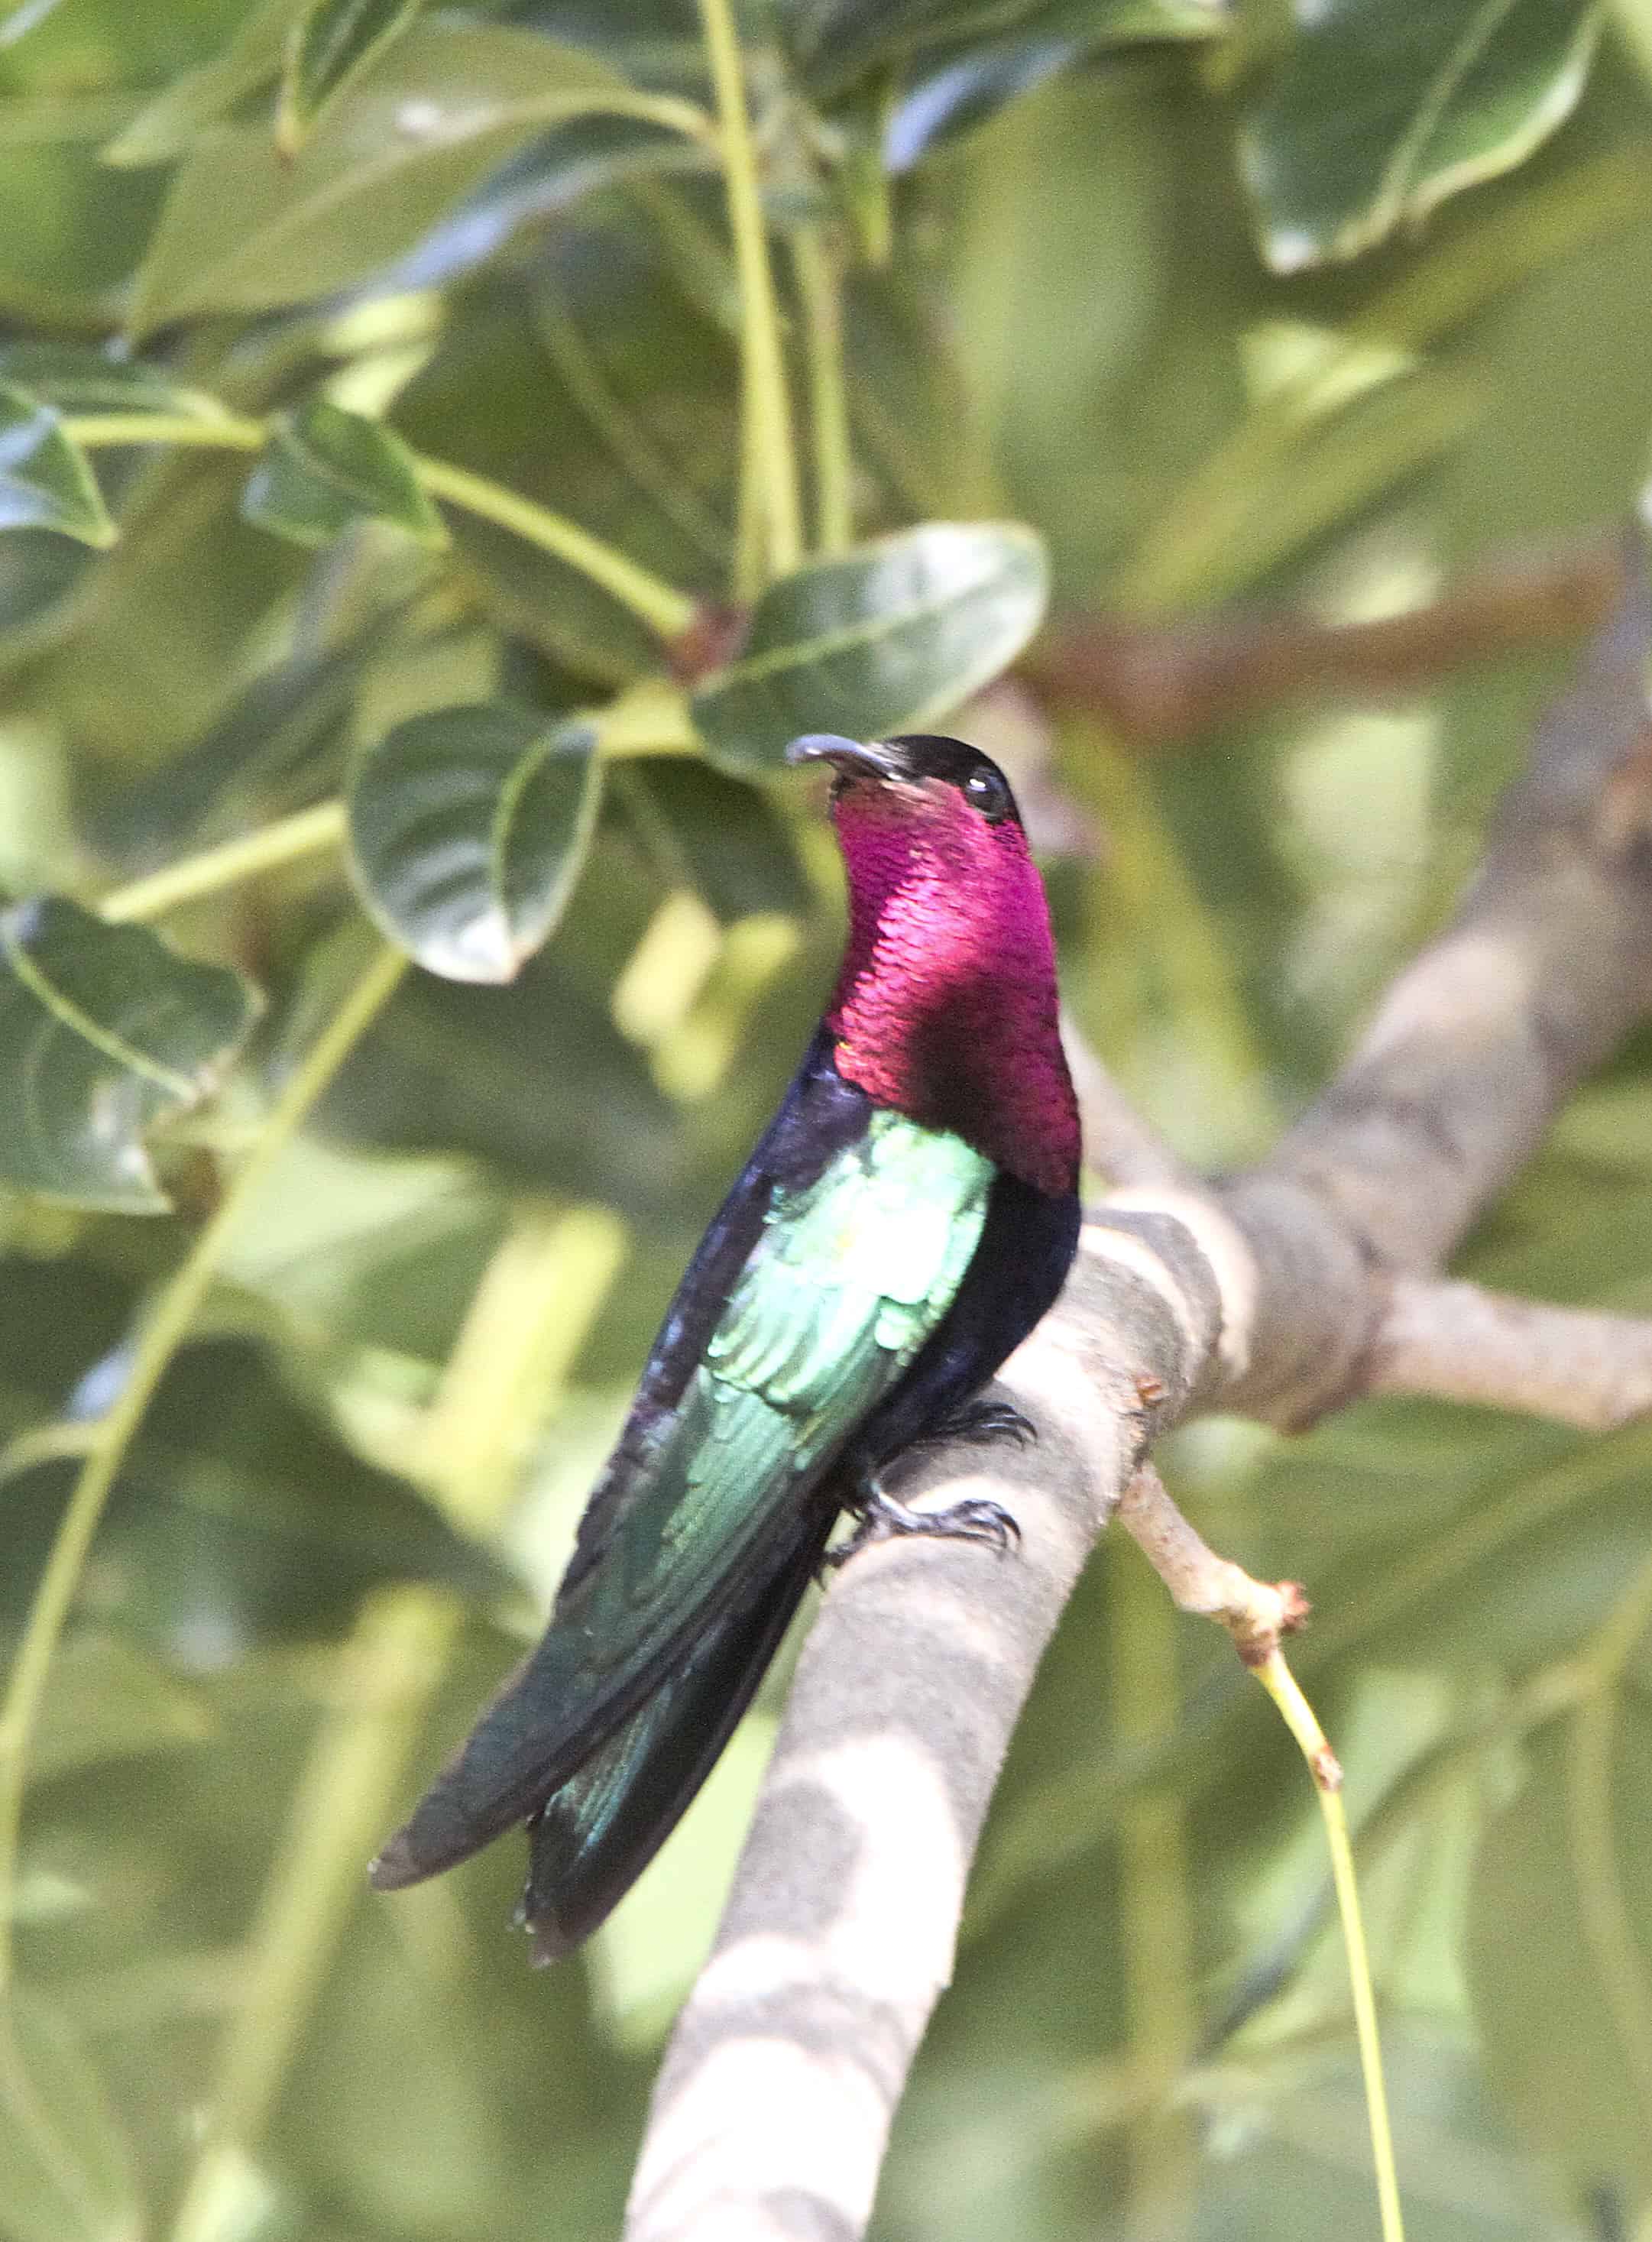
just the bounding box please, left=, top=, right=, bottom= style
left=827, top=1474, right=1021, bottom=1568
left=918, top=1395, right=1036, bottom=1453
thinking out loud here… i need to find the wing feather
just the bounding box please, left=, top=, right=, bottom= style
left=372, top=1104, right=993, bottom=1889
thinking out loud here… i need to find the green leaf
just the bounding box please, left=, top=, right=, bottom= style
left=127, top=21, right=705, bottom=332
left=241, top=399, right=446, bottom=551
left=392, top=236, right=737, bottom=678
left=101, top=0, right=290, bottom=167
left=277, top=0, right=427, bottom=156
left=689, top=522, right=1048, bottom=776
left=1241, top=0, right=1603, bottom=273
left=1468, top=1710, right=1652, bottom=2208
left=0, top=344, right=229, bottom=423
left=32, top=1631, right=211, bottom=1780
left=0, top=1988, right=139, bottom=2242
left=0, top=896, right=259, bottom=1211
left=348, top=705, right=603, bottom=981
left=0, top=386, right=113, bottom=547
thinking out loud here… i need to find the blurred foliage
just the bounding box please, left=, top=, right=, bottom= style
left=0, top=1, right=1650, bottom=2237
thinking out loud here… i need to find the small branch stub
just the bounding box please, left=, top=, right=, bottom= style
left=1115, top=1464, right=1310, bottom=1667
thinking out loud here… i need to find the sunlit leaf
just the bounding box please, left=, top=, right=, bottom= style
left=277, top=0, right=427, bottom=156
left=0, top=1988, right=139, bottom=2242
left=0, top=897, right=259, bottom=1211
left=128, top=22, right=703, bottom=332
left=690, top=522, right=1048, bottom=775
left=241, top=399, right=446, bottom=551
left=1241, top=0, right=1602, bottom=272
left=348, top=705, right=603, bottom=981
left=0, top=387, right=112, bottom=548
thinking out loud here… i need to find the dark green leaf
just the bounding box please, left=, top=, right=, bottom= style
left=241, top=399, right=446, bottom=551
left=0, top=896, right=259, bottom=1211
left=0, top=1988, right=139, bottom=2242
left=0, top=386, right=112, bottom=548
left=127, top=21, right=703, bottom=332
left=0, top=345, right=228, bottom=423
left=789, top=0, right=1216, bottom=94
left=348, top=705, right=603, bottom=981
left=277, top=0, right=427, bottom=157
left=1241, top=0, right=1602, bottom=272
left=689, top=522, right=1048, bottom=775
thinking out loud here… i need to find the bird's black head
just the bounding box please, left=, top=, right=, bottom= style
left=785, top=732, right=1022, bottom=828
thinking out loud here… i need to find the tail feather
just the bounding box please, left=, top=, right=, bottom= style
left=522, top=1514, right=831, bottom=1960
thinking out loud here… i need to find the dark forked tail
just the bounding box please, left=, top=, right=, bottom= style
left=520, top=1509, right=832, bottom=1959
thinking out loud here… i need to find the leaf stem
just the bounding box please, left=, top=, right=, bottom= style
left=0, top=941, right=407, bottom=1989
left=83, top=688, right=694, bottom=944
left=1252, top=1650, right=1405, bottom=2242
left=411, top=455, right=695, bottom=639
left=63, top=413, right=697, bottom=643
left=63, top=411, right=265, bottom=451
left=789, top=225, right=854, bottom=555
left=695, top=0, right=802, bottom=585
left=96, top=799, right=348, bottom=924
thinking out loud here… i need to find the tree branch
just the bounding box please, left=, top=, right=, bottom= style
left=623, top=533, right=1652, bottom=2242
left=1368, top=1278, right=1652, bottom=1430
left=1032, top=533, right=1621, bottom=745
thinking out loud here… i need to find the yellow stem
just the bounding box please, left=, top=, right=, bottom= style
left=96, top=800, right=348, bottom=924
left=1252, top=1650, right=1404, bottom=2242
left=90, top=683, right=698, bottom=935
left=789, top=225, right=854, bottom=556
left=695, top=0, right=802, bottom=583
left=0, top=943, right=408, bottom=1988
left=413, top=456, right=695, bottom=640
left=65, top=411, right=264, bottom=451
left=63, top=413, right=696, bottom=643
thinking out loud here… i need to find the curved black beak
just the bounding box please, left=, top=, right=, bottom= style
left=784, top=734, right=906, bottom=782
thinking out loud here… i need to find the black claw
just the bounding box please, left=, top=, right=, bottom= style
left=921, top=1396, right=1037, bottom=1453
left=834, top=1483, right=1022, bottom=1563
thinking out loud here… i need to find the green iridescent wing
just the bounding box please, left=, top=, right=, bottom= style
left=375, top=1108, right=993, bottom=1887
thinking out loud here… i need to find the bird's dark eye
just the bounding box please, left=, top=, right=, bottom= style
left=962, top=766, right=1012, bottom=822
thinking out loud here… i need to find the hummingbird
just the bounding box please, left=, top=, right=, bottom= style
left=370, top=733, right=1082, bottom=1959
